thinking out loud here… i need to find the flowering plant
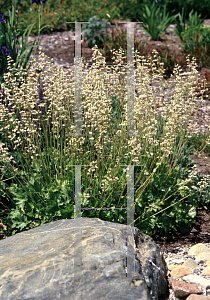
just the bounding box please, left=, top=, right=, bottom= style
left=0, top=1, right=52, bottom=92
left=98, top=24, right=188, bottom=79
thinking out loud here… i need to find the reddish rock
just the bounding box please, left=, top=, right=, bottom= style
left=168, top=276, right=203, bottom=298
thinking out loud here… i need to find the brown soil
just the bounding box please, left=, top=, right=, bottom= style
left=151, top=206, right=210, bottom=254
left=20, top=19, right=186, bottom=69
left=22, top=18, right=210, bottom=74
left=1, top=19, right=210, bottom=245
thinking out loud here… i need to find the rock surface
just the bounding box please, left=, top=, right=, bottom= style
left=0, top=218, right=169, bottom=300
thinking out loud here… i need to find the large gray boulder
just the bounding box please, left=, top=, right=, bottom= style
left=0, top=218, right=169, bottom=300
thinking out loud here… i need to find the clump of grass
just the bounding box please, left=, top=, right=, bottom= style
left=0, top=46, right=210, bottom=238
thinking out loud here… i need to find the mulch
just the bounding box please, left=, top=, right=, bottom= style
left=151, top=205, right=210, bottom=254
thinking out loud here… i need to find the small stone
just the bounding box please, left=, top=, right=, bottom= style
left=182, top=274, right=210, bottom=290
left=170, top=265, right=194, bottom=278
left=168, top=277, right=203, bottom=298
left=188, top=244, right=210, bottom=256
left=201, top=266, right=210, bottom=276
left=183, top=258, right=199, bottom=269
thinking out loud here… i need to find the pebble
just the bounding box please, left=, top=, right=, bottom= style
left=161, top=243, right=210, bottom=300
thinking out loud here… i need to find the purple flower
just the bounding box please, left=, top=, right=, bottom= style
left=0, top=13, right=9, bottom=24
left=0, top=15, right=11, bottom=56
left=31, top=0, right=48, bottom=4
left=0, top=45, right=12, bottom=55
left=0, top=14, right=4, bottom=23
left=0, top=15, right=10, bottom=52
left=38, top=86, right=43, bottom=101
